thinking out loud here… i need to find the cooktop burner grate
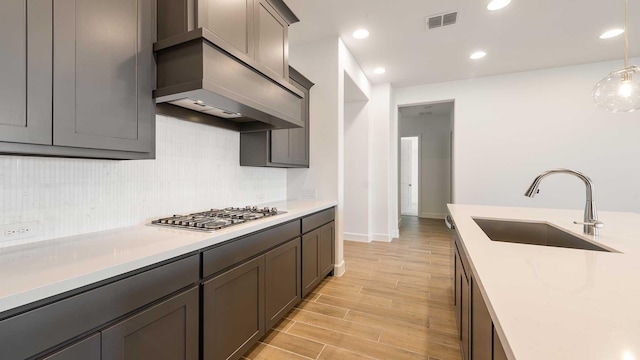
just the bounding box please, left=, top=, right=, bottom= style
left=150, top=206, right=285, bottom=232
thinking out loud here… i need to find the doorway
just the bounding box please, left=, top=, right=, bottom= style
left=398, top=101, right=453, bottom=220
left=400, top=136, right=419, bottom=216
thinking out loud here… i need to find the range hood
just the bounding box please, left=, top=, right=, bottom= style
left=153, top=28, right=304, bottom=132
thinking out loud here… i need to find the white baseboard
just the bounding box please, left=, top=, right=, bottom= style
left=391, top=228, right=400, bottom=238
left=371, top=233, right=392, bottom=242
left=343, top=232, right=372, bottom=243
left=334, top=260, right=346, bottom=277
left=420, top=213, right=446, bottom=219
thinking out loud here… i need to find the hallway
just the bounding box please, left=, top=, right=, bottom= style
left=243, top=216, right=462, bottom=360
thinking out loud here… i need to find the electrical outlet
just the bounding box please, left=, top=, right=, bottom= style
left=0, top=222, right=38, bottom=242
left=254, top=193, right=265, bottom=203
left=302, top=188, right=317, bottom=200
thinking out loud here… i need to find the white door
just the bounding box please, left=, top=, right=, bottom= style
left=401, top=137, right=419, bottom=216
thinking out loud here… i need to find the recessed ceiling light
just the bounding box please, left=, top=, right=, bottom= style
left=373, top=67, right=386, bottom=74
left=353, top=29, right=370, bottom=39
left=599, top=28, right=624, bottom=39
left=487, top=0, right=511, bottom=11
left=470, top=51, right=487, bottom=60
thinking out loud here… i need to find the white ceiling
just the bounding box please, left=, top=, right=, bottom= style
left=283, top=0, right=640, bottom=88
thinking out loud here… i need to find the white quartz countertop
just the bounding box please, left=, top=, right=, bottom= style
left=0, top=200, right=336, bottom=315
left=448, top=204, right=640, bottom=360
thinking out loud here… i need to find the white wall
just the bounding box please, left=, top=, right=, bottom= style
left=288, top=37, right=373, bottom=269
left=369, top=84, right=399, bottom=240
left=0, top=115, right=287, bottom=248
left=399, top=114, right=451, bottom=218
left=288, top=37, right=347, bottom=274
left=344, top=100, right=370, bottom=241
left=287, top=38, right=340, bottom=203
left=394, top=58, right=640, bottom=213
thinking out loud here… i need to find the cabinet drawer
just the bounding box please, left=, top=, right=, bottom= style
left=102, top=286, right=199, bottom=360
left=302, top=207, right=335, bottom=234
left=202, top=220, right=300, bottom=278
left=0, top=255, right=199, bottom=360
left=40, top=333, right=100, bottom=360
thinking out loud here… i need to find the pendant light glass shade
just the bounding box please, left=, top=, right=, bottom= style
left=592, top=0, right=640, bottom=112
left=593, top=66, right=640, bottom=112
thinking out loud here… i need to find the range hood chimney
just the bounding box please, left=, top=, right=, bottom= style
left=153, top=1, right=303, bottom=132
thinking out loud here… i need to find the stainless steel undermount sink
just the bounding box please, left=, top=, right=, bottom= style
left=473, top=218, right=614, bottom=252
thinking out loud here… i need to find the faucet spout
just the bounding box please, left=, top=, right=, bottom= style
left=524, top=169, right=602, bottom=235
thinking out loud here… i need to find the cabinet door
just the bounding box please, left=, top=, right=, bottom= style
left=197, top=0, right=255, bottom=56
left=0, top=0, right=52, bottom=145
left=102, top=286, right=199, bottom=360
left=41, top=334, right=100, bottom=360
left=301, top=228, right=320, bottom=297
left=254, top=0, right=288, bottom=78
left=472, top=280, right=493, bottom=360
left=265, top=238, right=301, bottom=329
left=203, top=256, right=265, bottom=360
left=53, top=0, right=154, bottom=153
left=461, top=271, right=470, bottom=360
left=493, top=326, right=509, bottom=360
left=270, top=70, right=309, bottom=166
left=455, top=244, right=470, bottom=360
left=454, top=247, right=463, bottom=339
left=319, top=222, right=335, bottom=277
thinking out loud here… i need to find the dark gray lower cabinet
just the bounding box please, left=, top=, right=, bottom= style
left=493, top=327, right=509, bottom=360
left=203, top=256, right=266, bottom=360
left=472, top=280, right=493, bottom=360
left=302, top=221, right=335, bottom=297
left=3, top=208, right=336, bottom=360
left=454, top=229, right=510, bottom=360
left=41, top=334, right=100, bottom=360
left=461, top=264, right=470, bottom=360
left=319, top=222, right=335, bottom=278
left=265, top=238, right=301, bottom=329
left=302, top=228, right=321, bottom=297
left=454, top=242, right=470, bottom=360
left=102, top=286, right=199, bottom=360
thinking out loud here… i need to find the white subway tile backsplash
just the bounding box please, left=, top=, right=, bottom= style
left=0, top=115, right=286, bottom=248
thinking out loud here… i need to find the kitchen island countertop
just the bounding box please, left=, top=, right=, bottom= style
left=0, top=200, right=336, bottom=315
left=448, top=204, right=640, bottom=360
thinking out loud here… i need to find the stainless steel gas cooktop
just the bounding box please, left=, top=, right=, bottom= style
left=150, top=207, right=285, bottom=232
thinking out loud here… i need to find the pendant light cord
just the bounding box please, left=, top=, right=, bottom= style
left=625, top=0, right=629, bottom=68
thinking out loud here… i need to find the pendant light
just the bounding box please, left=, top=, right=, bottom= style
left=593, top=0, right=640, bottom=112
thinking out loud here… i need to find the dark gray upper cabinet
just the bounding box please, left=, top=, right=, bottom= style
left=158, top=0, right=294, bottom=81
left=0, top=0, right=52, bottom=145
left=0, top=0, right=155, bottom=159
left=53, top=0, right=155, bottom=154
left=240, top=67, right=313, bottom=168
left=255, top=0, right=288, bottom=79
left=197, top=0, right=255, bottom=56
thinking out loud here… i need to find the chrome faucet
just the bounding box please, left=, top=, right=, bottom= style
left=524, top=169, right=604, bottom=236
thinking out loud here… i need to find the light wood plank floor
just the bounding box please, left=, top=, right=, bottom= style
left=243, top=216, right=462, bottom=360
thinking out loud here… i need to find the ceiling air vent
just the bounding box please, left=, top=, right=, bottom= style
left=426, top=11, right=458, bottom=30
